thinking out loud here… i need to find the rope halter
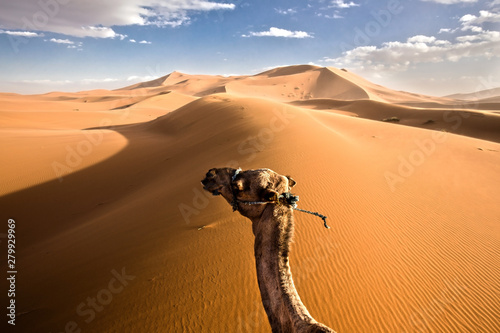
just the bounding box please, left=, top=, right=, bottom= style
left=230, top=169, right=330, bottom=229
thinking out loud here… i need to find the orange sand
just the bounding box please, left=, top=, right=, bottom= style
left=1, top=65, right=499, bottom=332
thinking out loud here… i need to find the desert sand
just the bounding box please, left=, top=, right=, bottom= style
left=0, top=65, right=499, bottom=332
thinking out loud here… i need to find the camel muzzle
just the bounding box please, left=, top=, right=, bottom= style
left=201, top=177, right=221, bottom=196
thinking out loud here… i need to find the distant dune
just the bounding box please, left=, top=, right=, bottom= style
left=1, top=65, right=499, bottom=333
left=446, top=86, right=500, bottom=101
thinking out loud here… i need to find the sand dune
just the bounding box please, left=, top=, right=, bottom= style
left=1, top=65, right=499, bottom=333
left=120, top=65, right=460, bottom=105
left=292, top=98, right=500, bottom=142
left=446, top=87, right=500, bottom=101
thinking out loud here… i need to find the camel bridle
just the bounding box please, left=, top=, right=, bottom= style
left=229, top=168, right=330, bottom=229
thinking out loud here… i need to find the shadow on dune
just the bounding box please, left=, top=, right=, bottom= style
left=1, top=95, right=277, bottom=332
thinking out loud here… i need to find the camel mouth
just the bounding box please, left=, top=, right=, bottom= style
left=201, top=180, right=222, bottom=196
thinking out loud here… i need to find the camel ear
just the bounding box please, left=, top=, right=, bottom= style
left=233, top=179, right=245, bottom=191
left=286, top=176, right=296, bottom=188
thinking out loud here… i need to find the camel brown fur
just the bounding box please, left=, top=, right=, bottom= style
left=202, top=167, right=336, bottom=333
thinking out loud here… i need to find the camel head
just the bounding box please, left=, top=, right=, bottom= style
left=201, top=167, right=296, bottom=219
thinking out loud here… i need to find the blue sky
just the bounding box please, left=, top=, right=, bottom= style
left=0, top=0, right=499, bottom=96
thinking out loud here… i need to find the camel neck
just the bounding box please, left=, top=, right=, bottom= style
left=252, top=204, right=320, bottom=332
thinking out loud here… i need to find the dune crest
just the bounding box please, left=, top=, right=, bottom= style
left=117, top=65, right=464, bottom=105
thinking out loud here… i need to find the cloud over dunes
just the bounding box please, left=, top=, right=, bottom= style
left=48, top=38, right=74, bottom=44
left=0, top=0, right=235, bottom=38
left=325, top=33, right=499, bottom=71
left=328, top=0, right=360, bottom=8
left=0, top=29, right=44, bottom=37
left=243, top=27, right=313, bottom=38
left=460, top=10, right=500, bottom=29
left=325, top=9, right=500, bottom=72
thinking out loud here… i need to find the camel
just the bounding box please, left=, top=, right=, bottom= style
left=201, top=167, right=336, bottom=333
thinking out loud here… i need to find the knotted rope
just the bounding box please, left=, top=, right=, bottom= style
left=293, top=207, right=330, bottom=229
left=270, top=192, right=330, bottom=229
left=231, top=169, right=330, bottom=229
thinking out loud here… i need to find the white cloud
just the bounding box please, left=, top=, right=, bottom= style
left=317, top=12, right=344, bottom=19
left=456, top=30, right=500, bottom=42
left=46, top=38, right=83, bottom=50
left=328, top=0, right=360, bottom=8
left=129, top=39, right=137, bottom=43
left=243, top=27, right=313, bottom=38
left=325, top=9, right=500, bottom=72
left=0, top=30, right=44, bottom=37
left=329, top=13, right=344, bottom=19
left=139, top=40, right=152, bottom=44
left=275, top=8, right=297, bottom=15
left=49, top=38, right=74, bottom=44
left=0, top=0, right=235, bottom=38
left=81, top=78, right=119, bottom=84
left=324, top=32, right=499, bottom=71
left=407, top=35, right=437, bottom=43
left=419, top=0, right=477, bottom=4
left=460, top=14, right=476, bottom=23
left=439, top=28, right=454, bottom=33
left=457, top=10, right=500, bottom=35
left=126, top=75, right=156, bottom=81
left=460, top=10, right=500, bottom=26
left=82, top=26, right=127, bottom=39
left=21, top=79, right=73, bottom=85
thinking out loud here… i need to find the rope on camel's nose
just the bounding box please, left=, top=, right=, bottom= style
left=230, top=169, right=330, bottom=229
left=278, top=193, right=330, bottom=229
left=293, top=207, right=330, bottom=229
left=237, top=193, right=330, bottom=229
left=278, top=192, right=330, bottom=229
